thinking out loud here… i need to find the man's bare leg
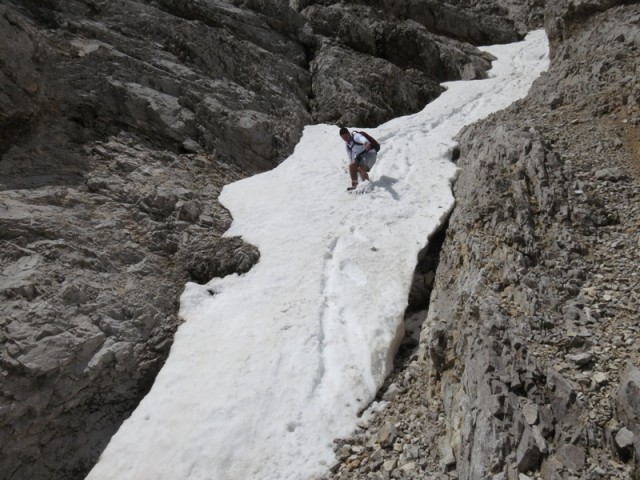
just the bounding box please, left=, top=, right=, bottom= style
left=349, top=163, right=359, bottom=186
left=358, top=165, right=370, bottom=182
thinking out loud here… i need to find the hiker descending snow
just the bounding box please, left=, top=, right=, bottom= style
left=339, top=127, right=379, bottom=191
left=85, top=31, right=549, bottom=480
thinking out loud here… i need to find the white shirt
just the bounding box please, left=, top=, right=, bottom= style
left=344, top=132, right=370, bottom=163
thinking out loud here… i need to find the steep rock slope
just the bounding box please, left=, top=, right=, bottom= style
left=325, top=1, right=640, bottom=479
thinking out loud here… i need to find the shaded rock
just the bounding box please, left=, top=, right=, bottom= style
left=540, top=457, right=564, bottom=480
left=0, top=6, right=45, bottom=155
left=175, top=199, right=203, bottom=223
left=614, top=427, right=635, bottom=460
left=371, top=0, right=532, bottom=44
left=516, top=426, right=545, bottom=472
left=309, top=42, right=444, bottom=127
left=179, top=236, right=260, bottom=284
left=615, top=363, right=640, bottom=459
left=547, top=370, right=581, bottom=426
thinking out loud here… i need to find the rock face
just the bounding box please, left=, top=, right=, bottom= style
left=0, top=0, right=544, bottom=478
left=325, top=1, right=640, bottom=480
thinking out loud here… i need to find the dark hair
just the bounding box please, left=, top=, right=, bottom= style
left=338, top=127, right=349, bottom=136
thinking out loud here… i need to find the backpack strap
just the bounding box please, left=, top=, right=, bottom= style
left=347, top=134, right=362, bottom=150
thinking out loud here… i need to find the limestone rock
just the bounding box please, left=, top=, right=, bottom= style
left=594, top=167, right=627, bottom=181
left=615, top=363, right=640, bottom=460
left=522, top=404, right=539, bottom=426
left=555, top=444, right=586, bottom=471
left=614, top=427, right=635, bottom=453
left=565, top=352, right=593, bottom=366
left=516, top=426, right=543, bottom=472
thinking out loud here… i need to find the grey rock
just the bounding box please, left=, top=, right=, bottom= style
left=178, top=236, right=260, bottom=284
left=538, top=406, right=556, bottom=439
left=309, top=42, right=443, bottom=127
left=0, top=255, right=42, bottom=300
left=375, top=421, right=398, bottom=448
left=175, top=199, right=203, bottom=223
left=382, top=458, right=398, bottom=472
left=522, top=404, right=539, bottom=425
left=565, top=352, right=593, bottom=366
left=540, top=457, right=564, bottom=480
left=440, top=444, right=456, bottom=470
left=0, top=8, right=44, bottom=154
left=399, top=460, right=417, bottom=472
left=614, top=427, right=634, bottom=450
left=516, top=426, right=543, bottom=472
left=593, top=372, right=609, bottom=386
left=555, top=444, right=586, bottom=471
left=615, top=363, right=640, bottom=459
left=376, top=0, right=536, bottom=43
left=594, top=167, right=627, bottom=181
left=547, top=370, right=581, bottom=425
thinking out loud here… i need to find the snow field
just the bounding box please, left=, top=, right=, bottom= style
left=87, top=30, right=549, bottom=480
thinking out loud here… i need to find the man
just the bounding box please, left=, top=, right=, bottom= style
left=339, top=127, right=377, bottom=191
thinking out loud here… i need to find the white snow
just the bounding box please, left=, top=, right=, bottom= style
left=87, top=30, right=548, bottom=480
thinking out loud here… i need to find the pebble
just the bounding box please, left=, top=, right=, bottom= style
left=382, top=459, right=397, bottom=472
left=593, top=372, right=609, bottom=385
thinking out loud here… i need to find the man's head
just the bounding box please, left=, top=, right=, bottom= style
left=339, top=127, right=350, bottom=142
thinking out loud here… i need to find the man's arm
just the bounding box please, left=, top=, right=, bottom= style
left=352, top=132, right=371, bottom=150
